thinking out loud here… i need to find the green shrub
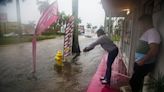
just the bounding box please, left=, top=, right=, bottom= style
left=42, top=30, right=65, bottom=36
left=0, top=36, right=33, bottom=45
left=145, top=72, right=164, bottom=92
left=36, top=35, right=56, bottom=41
left=42, top=31, right=57, bottom=35
left=0, top=35, right=57, bottom=45
left=112, top=34, right=121, bottom=41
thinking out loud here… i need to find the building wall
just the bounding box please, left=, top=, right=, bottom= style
left=121, top=0, right=164, bottom=77
left=153, top=6, right=164, bottom=75
left=103, top=0, right=164, bottom=77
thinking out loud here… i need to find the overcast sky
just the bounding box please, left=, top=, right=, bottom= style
left=0, top=0, right=105, bottom=27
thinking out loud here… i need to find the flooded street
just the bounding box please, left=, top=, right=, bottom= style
left=0, top=35, right=104, bottom=92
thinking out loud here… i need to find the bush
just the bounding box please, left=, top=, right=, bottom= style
left=145, top=73, right=164, bottom=92
left=36, top=35, right=56, bottom=41
left=56, top=32, right=65, bottom=35
left=0, top=36, right=32, bottom=45
left=0, top=30, right=65, bottom=45
left=112, top=34, right=121, bottom=41
left=0, top=35, right=57, bottom=45
left=42, top=30, right=65, bottom=36
left=42, top=31, right=57, bottom=35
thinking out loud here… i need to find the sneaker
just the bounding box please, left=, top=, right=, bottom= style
left=101, top=79, right=110, bottom=85
left=100, top=76, right=105, bottom=80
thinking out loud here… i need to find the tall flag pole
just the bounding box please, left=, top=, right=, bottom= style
left=32, top=0, right=59, bottom=73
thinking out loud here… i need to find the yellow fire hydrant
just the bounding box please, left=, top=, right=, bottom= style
left=55, top=50, right=63, bottom=66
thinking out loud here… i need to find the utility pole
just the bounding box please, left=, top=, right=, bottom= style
left=72, top=0, right=80, bottom=55
left=16, top=0, right=22, bottom=36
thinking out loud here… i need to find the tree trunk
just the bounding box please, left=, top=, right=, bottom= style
left=16, top=0, right=22, bottom=36
left=0, top=31, right=3, bottom=38
left=0, top=24, right=4, bottom=37
left=72, top=25, right=80, bottom=53
left=72, top=0, right=80, bottom=54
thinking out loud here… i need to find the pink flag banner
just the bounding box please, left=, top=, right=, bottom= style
left=32, top=1, right=58, bottom=73
left=35, top=1, right=58, bottom=35
left=63, top=16, right=74, bottom=59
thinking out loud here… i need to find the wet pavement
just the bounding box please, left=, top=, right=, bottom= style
left=0, top=35, right=104, bottom=92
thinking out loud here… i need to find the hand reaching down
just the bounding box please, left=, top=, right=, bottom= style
left=83, top=47, right=91, bottom=52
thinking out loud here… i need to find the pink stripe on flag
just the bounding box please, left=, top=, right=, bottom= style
left=35, top=1, right=58, bottom=35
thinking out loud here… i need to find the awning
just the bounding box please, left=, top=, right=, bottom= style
left=101, top=0, right=135, bottom=17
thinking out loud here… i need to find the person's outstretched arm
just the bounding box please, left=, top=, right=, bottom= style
left=83, top=36, right=103, bottom=52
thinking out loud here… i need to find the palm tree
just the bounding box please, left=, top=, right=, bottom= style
left=76, top=17, right=82, bottom=24
left=0, top=0, right=12, bottom=5
left=52, top=12, right=69, bottom=32
left=16, top=0, right=22, bottom=36
left=0, top=0, right=12, bottom=37
left=36, top=0, right=50, bottom=14
left=0, top=0, right=24, bottom=36
left=58, top=12, right=69, bottom=26
left=42, top=11, right=69, bottom=34
left=87, top=23, right=92, bottom=29
left=51, top=12, right=81, bottom=33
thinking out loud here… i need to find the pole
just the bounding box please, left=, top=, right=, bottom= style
left=72, top=0, right=80, bottom=55
left=16, top=0, right=22, bottom=36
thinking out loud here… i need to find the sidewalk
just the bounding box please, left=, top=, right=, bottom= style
left=87, top=53, right=130, bottom=92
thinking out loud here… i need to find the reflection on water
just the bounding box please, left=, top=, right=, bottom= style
left=53, top=61, right=83, bottom=92
left=54, top=62, right=82, bottom=81
left=54, top=64, right=63, bottom=75
left=62, top=62, right=72, bottom=81
left=27, top=73, right=38, bottom=81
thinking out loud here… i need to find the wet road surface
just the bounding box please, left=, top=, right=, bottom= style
left=0, top=35, right=104, bottom=92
